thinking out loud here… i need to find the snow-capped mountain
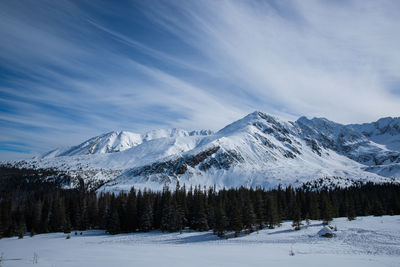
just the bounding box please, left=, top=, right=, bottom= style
left=5, top=112, right=399, bottom=191
left=349, top=117, right=400, bottom=151
left=296, top=117, right=400, bottom=175
left=41, top=129, right=214, bottom=158
left=41, top=131, right=142, bottom=157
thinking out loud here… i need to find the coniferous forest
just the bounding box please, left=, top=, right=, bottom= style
left=0, top=167, right=399, bottom=238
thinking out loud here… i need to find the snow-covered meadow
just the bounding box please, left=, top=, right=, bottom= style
left=0, top=215, right=399, bottom=267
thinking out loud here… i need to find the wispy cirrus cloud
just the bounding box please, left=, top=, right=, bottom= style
left=141, top=0, right=400, bottom=120
left=0, top=0, right=399, bottom=160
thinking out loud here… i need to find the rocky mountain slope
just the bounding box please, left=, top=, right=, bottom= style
left=4, top=112, right=399, bottom=191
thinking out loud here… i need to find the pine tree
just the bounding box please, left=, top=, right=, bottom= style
left=372, top=197, right=385, bottom=216
left=160, top=193, right=171, bottom=232
left=321, top=193, right=333, bottom=225
left=49, top=196, right=66, bottom=232
left=214, top=200, right=227, bottom=237
left=126, top=188, right=138, bottom=232
left=207, top=205, right=216, bottom=231
left=191, top=187, right=208, bottom=231
left=97, top=194, right=109, bottom=229
left=230, top=199, right=242, bottom=237
left=307, top=193, right=320, bottom=220
left=106, top=209, right=120, bottom=235
left=63, top=218, right=72, bottom=234
left=87, top=193, right=99, bottom=229
left=362, top=197, right=371, bottom=216
left=254, top=191, right=265, bottom=229
left=31, top=201, right=42, bottom=235
left=194, top=205, right=209, bottom=231
left=242, top=198, right=256, bottom=231
left=168, top=198, right=184, bottom=232
left=0, top=171, right=399, bottom=238
left=347, top=198, right=356, bottom=221
left=40, top=198, right=51, bottom=233
left=78, top=195, right=89, bottom=230
left=277, top=185, right=286, bottom=221
left=266, top=195, right=279, bottom=229
left=0, top=201, right=12, bottom=238
left=139, top=193, right=153, bottom=232
left=291, top=202, right=302, bottom=230
left=14, top=207, right=26, bottom=238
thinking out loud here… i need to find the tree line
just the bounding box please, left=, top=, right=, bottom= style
left=1, top=179, right=399, bottom=238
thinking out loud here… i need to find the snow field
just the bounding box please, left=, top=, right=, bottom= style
left=0, top=215, right=399, bottom=267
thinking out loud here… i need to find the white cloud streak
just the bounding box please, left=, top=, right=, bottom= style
left=151, top=0, right=400, bottom=121
left=0, top=0, right=399, bottom=159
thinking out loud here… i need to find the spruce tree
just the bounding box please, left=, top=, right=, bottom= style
left=0, top=201, right=12, bottom=238
left=242, top=199, right=256, bottom=231
left=291, top=202, right=302, bottom=230
left=321, top=193, right=333, bottom=225
left=307, top=193, right=320, bottom=220
left=63, top=218, right=72, bottom=234
left=372, top=197, right=385, bottom=216
left=254, top=192, right=265, bottom=229
left=106, top=209, right=120, bottom=235
left=191, top=187, right=209, bottom=231
left=266, top=195, right=279, bottom=229
left=40, top=198, right=50, bottom=233
left=87, top=193, right=99, bottom=229
left=168, top=198, right=184, bottom=232
left=347, top=198, right=356, bottom=221
left=139, top=193, right=153, bottom=232
left=160, top=196, right=171, bottom=232
left=214, top=200, right=227, bottom=237
left=230, top=199, right=242, bottom=237
left=126, top=188, right=138, bottom=232
left=49, top=197, right=66, bottom=232
left=31, top=201, right=42, bottom=235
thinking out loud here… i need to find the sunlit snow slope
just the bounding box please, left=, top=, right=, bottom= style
left=5, top=112, right=399, bottom=191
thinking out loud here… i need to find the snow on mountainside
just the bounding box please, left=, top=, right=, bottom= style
left=3, top=112, right=399, bottom=191
left=41, top=129, right=213, bottom=158
left=349, top=117, right=400, bottom=151
left=296, top=116, right=400, bottom=176
left=41, top=131, right=142, bottom=157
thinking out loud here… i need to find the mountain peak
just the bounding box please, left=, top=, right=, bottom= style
left=247, top=111, right=278, bottom=121
left=297, top=116, right=337, bottom=125
left=375, top=117, right=400, bottom=129
left=10, top=111, right=400, bottom=192
left=217, top=111, right=281, bottom=135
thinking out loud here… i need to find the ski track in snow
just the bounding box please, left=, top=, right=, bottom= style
left=0, top=216, right=399, bottom=267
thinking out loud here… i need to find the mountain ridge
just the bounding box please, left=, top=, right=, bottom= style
left=4, top=111, right=400, bottom=191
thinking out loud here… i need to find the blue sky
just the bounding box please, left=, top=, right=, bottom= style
left=1, top=0, right=400, bottom=160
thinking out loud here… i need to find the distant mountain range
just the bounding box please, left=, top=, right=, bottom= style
left=5, top=111, right=400, bottom=191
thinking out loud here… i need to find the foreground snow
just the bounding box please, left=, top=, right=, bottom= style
left=0, top=216, right=399, bottom=267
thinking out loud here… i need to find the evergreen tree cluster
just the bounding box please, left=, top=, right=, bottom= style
left=1, top=180, right=399, bottom=238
